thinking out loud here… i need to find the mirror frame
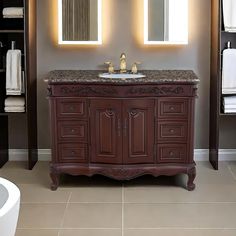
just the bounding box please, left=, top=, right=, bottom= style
left=144, top=0, right=188, bottom=45
left=58, top=0, right=102, bottom=45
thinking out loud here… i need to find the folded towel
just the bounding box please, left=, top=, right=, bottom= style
left=4, top=107, right=25, bottom=113
left=223, top=96, right=236, bottom=104
left=4, top=97, right=25, bottom=107
left=6, top=49, right=22, bottom=95
left=3, top=15, right=23, bottom=18
left=223, top=0, right=236, bottom=32
left=2, top=7, right=23, bottom=16
left=222, top=49, right=236, bottom=94
left=224, top=109, right=236, bottom=113
left=224, top=104, right=236, bottom=109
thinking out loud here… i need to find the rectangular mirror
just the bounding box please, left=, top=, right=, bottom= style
left=58, top=0, right=102, bottom=45
left=144, top=0, right=188, bottom=45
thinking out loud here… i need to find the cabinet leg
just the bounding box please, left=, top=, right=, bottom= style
left=187, top=166, right=196, bottom=191
left=50, top=166, right=60, bottom=191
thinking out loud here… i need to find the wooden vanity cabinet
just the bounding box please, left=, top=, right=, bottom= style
left=48, top=80, right=198, bottom=191
left=90, top=99, right=155, bottom=165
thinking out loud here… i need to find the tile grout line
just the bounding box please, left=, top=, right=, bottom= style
left=122, top=183, right=124, bottom=236
left=227, top=162, right=236, bottom=181
left=58, top=191, right=72, bottom=236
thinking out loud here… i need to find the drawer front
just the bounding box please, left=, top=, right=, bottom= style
left=158, top=98, right=188, bottom=118
left=157, top=121, right=188, bottom=142
left=57, top=121, right=88, bottom=142
left=56, top=99, right=87, bottom=118
left=157, top=144, right=187, bottom=163
left=58, top=143, right=88, bottom=163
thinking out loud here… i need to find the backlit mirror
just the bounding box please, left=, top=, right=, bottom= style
left=144, top=0, right=188, bottom=44
left=58, top=0, right=102, bottom=44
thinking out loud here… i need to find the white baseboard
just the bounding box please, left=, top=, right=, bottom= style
left=8, top=149, right=236, bottom=162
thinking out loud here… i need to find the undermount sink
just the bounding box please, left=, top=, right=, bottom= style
left=99, top=73, right=146, bottom=79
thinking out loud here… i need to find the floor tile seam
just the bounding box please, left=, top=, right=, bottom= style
left=124, top=227, right=236, bottom=230
left=122, top=202, right=236, bottom=204
left=59, top=192, right=73, bottom=231
left=122, top=184, right=124, bottom=236
left=20, top=202, right=122, bottom=204
left=17, top=227, right=122, bottom=230
left=227, top=163, right=236, bottom=181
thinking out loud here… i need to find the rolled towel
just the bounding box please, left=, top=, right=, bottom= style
left=2, top=7, right=24, bottom=17
left=4, top=97, right=25, bottom=107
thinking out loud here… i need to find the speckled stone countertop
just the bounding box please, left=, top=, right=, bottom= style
left=45, top=70, right=199, bottom=85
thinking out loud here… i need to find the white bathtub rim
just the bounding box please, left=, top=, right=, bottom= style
left=0, top=177, right=20, bottom=218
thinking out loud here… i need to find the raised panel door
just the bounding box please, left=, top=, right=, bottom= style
left=90, top=100, right=122, bottom=164
left=123, top=99, right=155, bottom=164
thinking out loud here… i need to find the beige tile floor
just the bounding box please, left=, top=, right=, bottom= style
left=1, top=161, right=236, bottom=236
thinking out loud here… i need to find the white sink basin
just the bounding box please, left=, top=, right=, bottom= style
left=99, top=73, right=146, bottom=79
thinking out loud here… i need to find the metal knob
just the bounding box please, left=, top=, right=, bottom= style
left=169, top=151, right=174, bottom=156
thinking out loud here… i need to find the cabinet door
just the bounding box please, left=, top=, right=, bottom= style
left=90, top=100, right=123, bottom=164
left=123, top=99, right=155, bottom=164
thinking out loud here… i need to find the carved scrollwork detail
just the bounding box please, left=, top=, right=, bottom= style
left=127, top=87, right=184, bottom=95
left=130, top=109, right=141, bottom=116
left=47, top=87, right=52, bottom=96
left=60, top=86, right=118, bottom=96
left=105, top=109, right=115, bottom=116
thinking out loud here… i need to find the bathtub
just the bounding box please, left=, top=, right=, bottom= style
left=0, top=178, right=20, bottom=236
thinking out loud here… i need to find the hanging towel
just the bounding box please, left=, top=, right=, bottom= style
left=223, top=0, right=236, bottom=32
left=2, top=7, right=23, bottom=17
left=222, top=49, right=236, bottom=94
left=6, top=49, right=22, bottom=96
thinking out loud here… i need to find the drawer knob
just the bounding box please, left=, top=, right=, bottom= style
left=71, top=151, right=75, bottom=155
left=71, top=129, right=75, bottom=133
left=170, top=129, right=174, bottom=133
left=170, top=106, right=175, bottom=111
left=70, top=106, right=75, bottom=111
left=169, top=151, right=174, bottom=156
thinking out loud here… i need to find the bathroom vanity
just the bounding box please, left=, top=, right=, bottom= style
left=46, top=70, right=199, bottom=191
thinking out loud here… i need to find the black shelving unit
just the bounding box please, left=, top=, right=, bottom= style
left=0, top=0, right=38, bottom=169
left=210, top=0, right=236, bottom=169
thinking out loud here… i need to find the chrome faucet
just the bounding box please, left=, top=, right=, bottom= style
left=120, top=53, right=127, bottom=73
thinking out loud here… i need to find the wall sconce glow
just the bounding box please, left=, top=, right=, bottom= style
left=144, top=0, right=188, bottom=45
left=58, top=0, right=102, bottom=45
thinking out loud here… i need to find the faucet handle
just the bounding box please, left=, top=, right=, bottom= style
left=131, top=62, right=141, bottom=74
left=104, top=62, right=115, bottom=74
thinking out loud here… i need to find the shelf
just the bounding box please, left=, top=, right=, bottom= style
left=0, top=29, right=24, bottom=33
left=0, top=112, right=26, bottom=116
left=220, top=113, right=236, bottom=116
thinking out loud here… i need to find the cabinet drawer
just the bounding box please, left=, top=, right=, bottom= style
left=56, top=99, right=87, bottom=118
left=57, top=121, right=88, bottom=142
left=157, top=144, right=187, bottom=163
left=157, top=121, right=188, bottom=141
left=58, top=143, right=88, bottom=163
left=158, top=98, right=188, bottom=118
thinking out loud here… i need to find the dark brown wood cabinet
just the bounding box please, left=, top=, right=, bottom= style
left=0, top=0, right=38, bottom=169
left=47, top=70, right=198, bottom=191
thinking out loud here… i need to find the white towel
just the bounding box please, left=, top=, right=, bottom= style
left=4, top=107, right=25, bottom=113
left=224, top=104, right=236, bottom=109
left=4, top=97, right=25, bottom=107
left=223, top=96, right=236, bottom=104
left=224, top=109, right=236, bottom=113
left=222, top=49, right=236, bottom=94
left=2, top=7, right=23, bottom=16
left=3, top=15, right=23, bottom=18
left=6, top=50, right=22, bottom=95
left=223, top=0, right=236, bottom=32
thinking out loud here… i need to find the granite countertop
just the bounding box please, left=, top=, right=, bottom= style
left=45, top=70, right=199, bottom=85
